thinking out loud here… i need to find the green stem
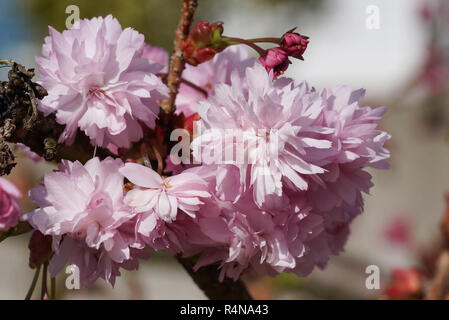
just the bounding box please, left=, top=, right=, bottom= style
left=50, top=277, right=56, bottom=300
left=223, top=36, right=266, bottom=56
left=25, top=264, right=41, bottom=300
left=41, top=261, right=48, bottom=300
left=246, top=37, right=281, bottom=44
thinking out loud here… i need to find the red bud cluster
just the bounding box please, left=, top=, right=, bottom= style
left=183, top=21, right=228, bottom=66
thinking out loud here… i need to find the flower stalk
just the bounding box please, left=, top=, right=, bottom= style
left=24, top=264, right=41, bottom=300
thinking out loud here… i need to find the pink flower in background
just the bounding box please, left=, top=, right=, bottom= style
left=383, top=215, right=413, bottom=247
left=26, top=157, right=144, bottom=286
left=176, top=45, right=255, bottom=117
left=419, top=46, right=449, bottom=94
left=120, top=163, right=211, bottom=223
left=36, top=15, right=169, bottom=148
left=417, top=1, right=449, bottom=94
left=0, top=177, right=22, bottom=231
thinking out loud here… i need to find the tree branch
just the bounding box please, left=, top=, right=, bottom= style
left=159, top=0, right=198, bottom=114
left=176, top=256, right=253, bottom=300
left=0, top=221, right=33, bottom=243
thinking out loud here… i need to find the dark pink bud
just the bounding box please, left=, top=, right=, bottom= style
left=280, top=32, right=309, bottom=59
left=28, top=230, right=52, bottom=269
left=259, top=47, right=290, bottom=79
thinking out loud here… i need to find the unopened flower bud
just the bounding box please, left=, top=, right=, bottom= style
left=280, top=32, right=309, bottom=59
left=258, top=47, right=290, bottom=79
left=183, top=21, right=229, bottom=66
left=28, top=230, right=52, bottom=269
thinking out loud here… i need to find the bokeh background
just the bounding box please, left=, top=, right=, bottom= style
left=0, top=0, right=448, bottom=299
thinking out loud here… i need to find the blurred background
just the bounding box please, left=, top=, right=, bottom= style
left=0, top=0, right=448, bottom=299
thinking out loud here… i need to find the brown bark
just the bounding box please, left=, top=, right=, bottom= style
left=177, top=256, right=253, bottom=300
left=159, top=0, right=198, bottom=115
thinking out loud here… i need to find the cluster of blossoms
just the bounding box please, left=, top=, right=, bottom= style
left=26, top=157, right=211, bottom=284
left=186, top=63, right=390, bottom=279
left=21, top=15, right=391, bottom=286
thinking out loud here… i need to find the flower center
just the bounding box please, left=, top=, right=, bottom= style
left=160, top=176, right=172, bottom=189
left=88, top=87, right=105, bottom=95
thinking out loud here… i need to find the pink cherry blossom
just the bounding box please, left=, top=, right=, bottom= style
left=192, top=63, right=332, bottom=209
left=26, top=157, right=144, bottom=286
left=0, top=177, right=22, bottom=231
left=36, top=15, right=169, bottom=148
left=383, top=215, right=413, bottom=247
left=119, top=163, right=211, bottom=223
